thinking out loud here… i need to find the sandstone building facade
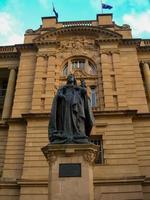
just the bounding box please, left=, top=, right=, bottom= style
left=0, top=14, right=150, bottom=200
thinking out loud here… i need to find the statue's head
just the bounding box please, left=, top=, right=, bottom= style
left=67, top=74, right=77, bottom=85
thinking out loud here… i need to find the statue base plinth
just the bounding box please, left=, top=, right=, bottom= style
left=42, top=144, right=98, bottom=200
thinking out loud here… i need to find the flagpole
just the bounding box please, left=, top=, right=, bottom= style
left=51, top=2, right=54, bottom=16
left=100, top=0, right=103, bottom=14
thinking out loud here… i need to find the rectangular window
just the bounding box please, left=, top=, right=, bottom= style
left=111, top=75, right=116, bottom=91
left=0, top=80, right=7, bottom=96
left=113, top=95, right=118, bottom=109
left=0, top=69, right=9, bottom=117
left=90, top=87, right=96, bottom=107
left=0, top=79, right=8, bottom=110
left=90, top=136, right=104, bottom=164
left=0, top=109, right=2, bottom=118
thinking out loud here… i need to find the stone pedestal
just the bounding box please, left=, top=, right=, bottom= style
left=42, top=144, right=98, bottom=200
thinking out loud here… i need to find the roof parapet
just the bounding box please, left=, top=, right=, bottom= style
left=97, top=13, right=113, bottom=25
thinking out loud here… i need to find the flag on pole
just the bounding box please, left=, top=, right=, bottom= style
left=52, top=3, right=58, bottom=19
left=102, top=3, right=113, bottom=9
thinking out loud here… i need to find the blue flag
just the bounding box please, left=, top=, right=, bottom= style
left=53, top=4, right=58, bottom=18
left=102, top=3, right=113, bottom=9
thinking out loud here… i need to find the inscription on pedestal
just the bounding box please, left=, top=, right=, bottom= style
left=59, top=163, right=81, bottom=177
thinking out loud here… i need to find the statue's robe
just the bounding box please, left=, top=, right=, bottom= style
left=48, top=84, right=94, bottom=144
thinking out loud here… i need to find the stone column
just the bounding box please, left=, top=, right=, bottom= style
left=143, top=62, right=150, bottom=100
left=42, top=144, right=98, bottom=200
left=2, top=67, right=17, bottom=119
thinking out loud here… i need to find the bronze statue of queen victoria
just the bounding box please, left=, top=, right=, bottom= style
left=48, top=74, right=94, bottom=144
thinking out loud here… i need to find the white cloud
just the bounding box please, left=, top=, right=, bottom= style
left=0, top=12, right=24, bottom=45
left=7, top=34, right=24, bottom=45
left=90, top=0, right=101, bottom=10
left=38, top=0, right=50, bottom=9
left=0, top=12, right=14, bottom=35
left=123, top=10, right=150, bottom=38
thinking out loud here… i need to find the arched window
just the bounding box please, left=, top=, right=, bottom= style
left=62, top=57, right=96, bottom=76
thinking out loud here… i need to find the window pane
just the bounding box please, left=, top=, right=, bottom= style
left=71, top=59, right=85, bottom=70
left=72, top=61, right=78, bottom=69
left=63, top=63, right=68, bottom=76
left=90, top=136, right=104, bottom=164
left=88, top=61, right=96, bottom=75
left=91, top=87, right=96, bottom=107
left=0, top=79, right=8, bottom=110
left=2, top=80, right=8, bottom=89
left=0, top=80, right=7, bottom=97
left=79, top=60, right=85, bottom=69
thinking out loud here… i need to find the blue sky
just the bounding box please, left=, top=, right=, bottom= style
left=0, top=0, right=150, bottom=45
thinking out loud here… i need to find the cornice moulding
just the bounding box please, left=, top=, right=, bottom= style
left=0, top=45, right=16, bottom=53
left=119, top=39, right=141, bottom=46
left=94, top=109, right=137, bottom=116
left=17, top=179, right=48, bottom=186
left=137, top=46, right=150, bottom=52
left=0, top=52, right=20, bottom=59
left=22, top=112, right=50, bottom=119
left=4, top=110, right=150, bottom=122
left=35, top=41, right=60, bottom=46
left=94, top=176, right=145, bottom=185
left=15, top=43, right=38, bottom=51
left=134, top=112, right=150, bottom=118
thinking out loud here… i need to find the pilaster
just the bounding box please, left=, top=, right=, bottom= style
left=45, top=54, right=56, bottom=111
left=100, top=52, right=114, bottom=110
left=112, top=51, right=128, bottom=109
left=31, top=54, right=48, bottom=112
left=11, top=50, right=37, bottom=117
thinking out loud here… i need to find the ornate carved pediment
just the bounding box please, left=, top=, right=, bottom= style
left=34, top=26, right=122, bottom=44
left=58, top=37, right=96, bottom=52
